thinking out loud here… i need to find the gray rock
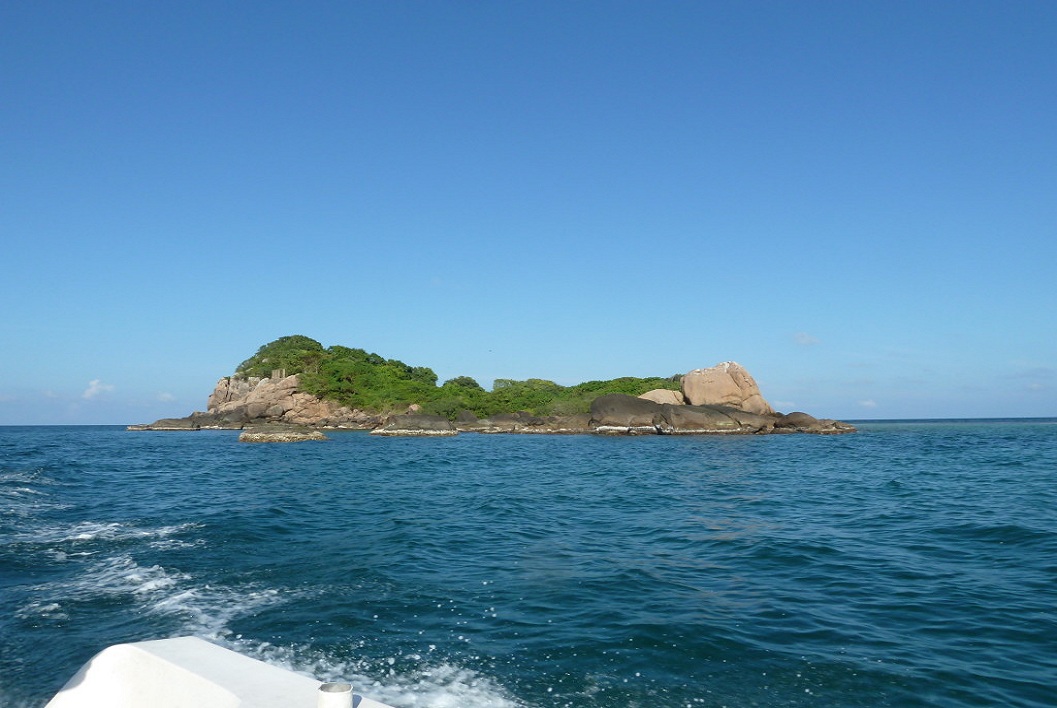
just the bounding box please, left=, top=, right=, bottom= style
left=590, top=395, right=780, bottom=435
left=775, top=411, right=820, bottom=428
left=775, top=411, right=857, bottom=434
left=590, top=394, right=667, bottom=434
left=454, top=410, right=479, bottom=424
left=458, top=411, right=591, bottom=434
left=126, top=418, right=201, bottom=431
left=662, top=404, right=763, bottom=434
left=371, top=414, right=457, bottom=437
left=239, top=424, right=327, bottom=443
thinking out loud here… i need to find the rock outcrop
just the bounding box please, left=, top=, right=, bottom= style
left=371, top=414, right=457, bottom=437
left=638, top=389, right=686, bottom=405
left=127, top=418, right=201, bottom=431
left=206, top=375, right=379, bottom=428
left=662, top=402, right=776, bottom=434
left=773, top=411, right=855, bottom=434
left=590, top=394, right=668, bottom=434
left=238, top=425, right=328, bottom=443
left=590, top=394, right=780, bottom=435
left=681, top=362, right=775, bottom=415
left=456, top=411, right=593, bottom=434
left=130, top=374, right=381, bottom=430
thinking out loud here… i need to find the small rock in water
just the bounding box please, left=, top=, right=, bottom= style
left=238, top=425, right=326, bottom=443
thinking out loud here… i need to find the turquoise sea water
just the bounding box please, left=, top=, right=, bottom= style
left=1, top=421, right=1055, bottom=707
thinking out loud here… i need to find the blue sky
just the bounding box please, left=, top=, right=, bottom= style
left=2, top=1, right=1054, bottom=424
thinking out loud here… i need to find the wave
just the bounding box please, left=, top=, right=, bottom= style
left=219, top=638, right=527, bottom=708
left=0, top=468, right=66, bottom=518
left=13, top=542, right=525, bottom=708
left=15, top=520, right=201, bottom=544
left=16, top=552, right=287, bottom=639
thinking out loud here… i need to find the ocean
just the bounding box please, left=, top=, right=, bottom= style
left=1, top=421, right=1055, bottom=707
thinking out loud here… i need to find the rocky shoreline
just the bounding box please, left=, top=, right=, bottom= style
left=368, top=395, right=854, bottom=436
left=129, top=362, right=855, bottom=439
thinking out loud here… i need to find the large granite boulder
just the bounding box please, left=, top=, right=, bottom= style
left=458, top=411, right=592, bottom=434
left=662, top=404, right=774, bottom=434
left=681, top=362, right=775, bottom=415
left=638, top=389, right=685, bottom=405
left=371, top=414, right=457, bottom=436
left=539, top=414, right=594, bottom=434
left=591, top=395, right=779, bottom=435
left=459, top=411, right=542, bottom=433
left=590, top=394, right=669, bottom=434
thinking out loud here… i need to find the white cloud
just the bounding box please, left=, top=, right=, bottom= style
left=83, top=379, right=115, bottom=399
left=793, top=332, right=819, bottom=346
left=157, top=392, right=176, bottom=402
left=858, top=399, right=878, bottom=408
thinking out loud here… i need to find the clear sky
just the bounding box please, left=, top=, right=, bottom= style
left=2, top=1, right=1054, bottom=425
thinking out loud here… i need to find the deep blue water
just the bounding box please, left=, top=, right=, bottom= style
left=1, top=422, right=1055, bottom=707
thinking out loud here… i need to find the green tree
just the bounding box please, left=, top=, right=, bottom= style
left=236, top=335, right=326, bottom=378
left=444, top=376, right=484, bottom=391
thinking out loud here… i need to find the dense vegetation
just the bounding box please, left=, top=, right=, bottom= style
left=236, top=335, right=681, bottom=419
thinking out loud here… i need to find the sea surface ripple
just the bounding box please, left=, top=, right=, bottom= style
left=1, top=421, right=1055, bottom=707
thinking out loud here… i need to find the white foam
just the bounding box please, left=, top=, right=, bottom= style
left=14, top=600, right=69, bottom=622
left=148, top=536, right=204, bottom=551
left=223, top=640, right=529, bottom=708
left=0, top=469, right=57, bottom=486
left=5, top=486, right=44, bottom=497
left=0, top=469, right=66, bottom=517
left=156, top=586, right=286, bottom=638
left=15, top=520, right=201, bottom=545
left=22, top=553, right=290, bottom=639
left=364, top=662, right=525, bottom=708
left=73, top=554, right=191, bottom=599
left=8, top=505, right=526, bottom=707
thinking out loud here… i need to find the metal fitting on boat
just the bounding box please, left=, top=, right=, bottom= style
left=317, top=682, right=353, bottom=708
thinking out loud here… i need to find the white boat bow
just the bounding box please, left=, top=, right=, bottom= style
left=46, top=636, right=395, bottom=708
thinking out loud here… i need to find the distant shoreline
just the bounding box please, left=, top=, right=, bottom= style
left=3, top=417, right=1056, bottom=430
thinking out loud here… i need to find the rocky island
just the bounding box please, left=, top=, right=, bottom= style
left=129, top=336, right=854, bottom=438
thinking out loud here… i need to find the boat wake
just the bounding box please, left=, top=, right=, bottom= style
left=8, top=515, right=526, bottom=708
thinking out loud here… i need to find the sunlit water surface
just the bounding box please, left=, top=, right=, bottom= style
left=2, top=421, right=1055, bottom=707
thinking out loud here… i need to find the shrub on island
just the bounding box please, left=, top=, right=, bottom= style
left=235, top=335, right=682, bottom=420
